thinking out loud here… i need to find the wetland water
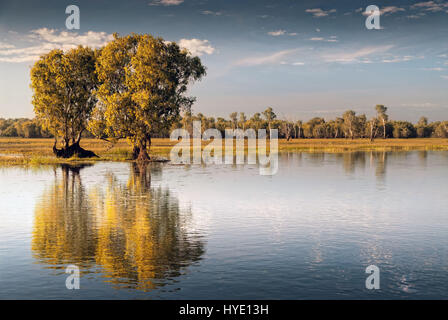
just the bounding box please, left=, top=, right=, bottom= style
left=0, top=151, right=447, bottom=299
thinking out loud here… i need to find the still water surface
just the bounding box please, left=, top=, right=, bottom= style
left=0, top=151, right=447, bottom=299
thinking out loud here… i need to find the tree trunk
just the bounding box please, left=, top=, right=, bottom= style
left=132, top=146, right=140, bottom=160
left=137, top=148, right=150, bottom=162
left=53, top=140, right=98, bottom=159
left=136, top=137, right=151, bottom=162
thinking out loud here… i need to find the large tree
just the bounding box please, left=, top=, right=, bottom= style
left=91, top=33, right=206, bottom=161
left=31, top=46, right=98, bottom=158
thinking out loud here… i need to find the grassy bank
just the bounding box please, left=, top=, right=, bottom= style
left=0, top=137, right=447, bottom=166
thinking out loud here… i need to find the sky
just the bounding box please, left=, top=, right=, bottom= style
left=0, top=0, right=447, bottom=122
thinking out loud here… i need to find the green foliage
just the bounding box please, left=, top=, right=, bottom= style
left=30, top=46, right=97, bottom=147
left=391, top=121, right=417, bottom=138
left=90, top=33, right=206, bottom=159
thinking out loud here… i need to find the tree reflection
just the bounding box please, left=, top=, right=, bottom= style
left=32, top=163, right=204, bottom=291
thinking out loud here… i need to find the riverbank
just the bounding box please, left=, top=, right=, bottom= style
left=0, top=137, right=447, bottom=166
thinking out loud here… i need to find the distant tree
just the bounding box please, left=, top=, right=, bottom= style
left=239, top=112, right=247, bottom=130
left=333, top=117, right=344, bottom=138
left=368, top=117, right=379, bottom=142
left=229, top=112, right=238, bottom=129
left=30, top=46, right=98, bottom=158
left=250, top=113, right=263, bottom=132
left=295, top=120, right=303, bottom=138
left=376, top=105, right=388, bottom=139
left=343, top=110, right=357, bottom=139
left=416, top=116, right=430, bottom=138
left=21, top=120, right=40, bottom=138
left=304, top=117, right=325, bottom=138
left=262, top=107, right=277, bottom=132
left=2, top=124, right=18, bottom=137
left=391, top=121, right=416, bottom=138
left=433, top=121, right=448, bottom=138
left=356, top=114, right=367, bottom=138
left=281, top=120, right=294, bottom=141
left=216, top=117, right=227, bottom=135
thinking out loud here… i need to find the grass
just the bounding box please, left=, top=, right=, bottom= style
left=0, top=137, right=447, bottom=166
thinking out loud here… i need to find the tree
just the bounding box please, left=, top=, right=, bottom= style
left=180, top=110, right=193, bottom=135
left=250, top=113, right=263, bottom=132
left=304, top=117, right=325, bottom=138
left=391, top=121, right=416, bottom=138
left=295, top=120, right=303, bottom=138
left=262, top=107, right=277, bottom=131
left=368, top=117, right=379, bottom=142
left=281, top=121, right=294, bottom=141
left=229, top=112, right=238, bottom=129
left=343, top=110, right=357, bottom=139
left=376, top=105, right=388, bottom=139
left=357, top=114, right=367, bottom=138
left=433, top=121, right=448, bottom=138
left=92, top=33, right=206, bottom=161
left=333, top=117, right=344, bottom=138
left=239, top=112, right=247, bottom=130
left=416, top=116, right=430, bottom=138
left=216, top=117, right=227, bottom=135
left=30, top=46, right=98, bottom=158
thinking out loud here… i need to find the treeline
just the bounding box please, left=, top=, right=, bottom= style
left=0, top=118, right=51, bottom=138
left=0, top=118, right=93, bottom=138
left=2, top=105, right=447, bottom=140
left=174, top=106, right=448, bottom=140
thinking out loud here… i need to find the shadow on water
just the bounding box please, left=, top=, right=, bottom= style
left=32, top=163, right=205, bottom=291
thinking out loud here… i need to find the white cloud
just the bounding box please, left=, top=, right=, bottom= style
left=423, top=67, right=444, bottom=71
left=0, top=42, right=15, bottom=49
left=149, top=0, right=183, bottom=6
left=381, top=6, right=406, bottom=15
left=305, top=8, right=336, bottom=18
left=201, top=10, right=223, bottom=16
left=361, top=6, right=405, bottom=16
left=234, top=44, right=408, bottom=67
left=400, top=102, right=439, bottom=107
left=411, top=1, right=448, bottom=12
left=309, top=36, right=338, bottom=42
left=381, top=55, right=417, bottom=63
left=406, top=13, right=426, bottom=19
left=322, top=45, right=394, bottom=63
left=441, top=75, right=448, bottom=80
left=268, top=30, right=297, bottom=36
left=179, top=38, right=215, bottom=56
left=234, top=49, right=299, bottom=66
left=268, top=30, right=286, bottom=36
left=0, top=28, right=113, bottom=63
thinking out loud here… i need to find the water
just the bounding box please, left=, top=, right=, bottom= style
left=0, top=151, right=447, bottom=299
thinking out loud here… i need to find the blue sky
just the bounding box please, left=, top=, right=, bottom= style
left=0, top=0, right=447, bottom=121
